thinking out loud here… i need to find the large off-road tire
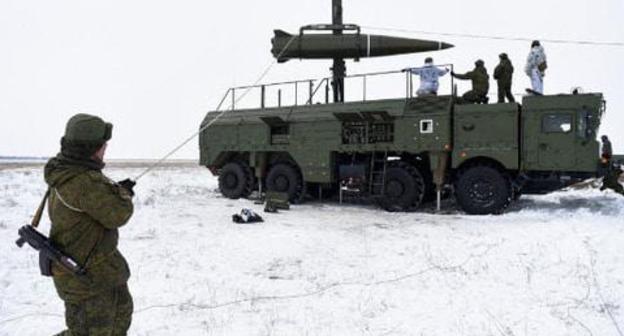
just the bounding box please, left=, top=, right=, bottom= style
left=455, top=164, right=512, bottom=215
left=218, top=161, right=254, bottom=199
left=377, top=162, right=426, bottom=212
left=266, top=162, right=305, bottom=204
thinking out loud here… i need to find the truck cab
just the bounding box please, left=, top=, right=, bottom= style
left=522, top=94, right=603, bottom=174
left=450, top=93, right=605, bottom=212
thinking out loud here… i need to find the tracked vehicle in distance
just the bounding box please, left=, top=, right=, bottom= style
left=199, top=1, right=611, bottom=215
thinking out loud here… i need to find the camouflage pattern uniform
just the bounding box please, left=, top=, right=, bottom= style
left=601, top=136, right=613, bottom=160
left=601, top=164, right=624, bottom=196
left=452, top=60, right=490, bottom=104
left=525, top=41, right=547, bottom=94
left=45, top=114, right=135, bottom=336
left=493, top=53, right=515, bottom=103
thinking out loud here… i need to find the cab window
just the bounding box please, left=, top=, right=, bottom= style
left=542, top=114, right=572, bottom=133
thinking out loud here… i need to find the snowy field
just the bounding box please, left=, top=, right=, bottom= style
left=1, top=163, right=623, bottom=336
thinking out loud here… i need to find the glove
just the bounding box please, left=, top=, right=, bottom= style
left=117, top=178, right=136, bottom=196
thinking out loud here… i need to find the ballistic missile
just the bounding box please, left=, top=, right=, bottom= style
left=271, top=29, right=454, bottom=63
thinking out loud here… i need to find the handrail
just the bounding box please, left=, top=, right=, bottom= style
left=229, top=69, right=407, bottom=92
left=220, top=64, right=455, bottom=111
left=306, top=78, right=330, bottom=105
left=212, top=88, right=232, bottom=113
left=234, top=78, right=321, bottom=90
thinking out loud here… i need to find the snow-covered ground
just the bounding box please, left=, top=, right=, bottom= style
left=1, top=164, right=623, bottom=336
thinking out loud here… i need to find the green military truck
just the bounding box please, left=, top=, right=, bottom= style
left=199, top=69, right=607, bottom=214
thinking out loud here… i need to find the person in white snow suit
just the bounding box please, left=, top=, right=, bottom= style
left=525, top=40, right=547, bottom=94
left=403, top=57, right=449, bottom=96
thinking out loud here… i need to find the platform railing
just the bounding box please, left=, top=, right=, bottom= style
left=216, top=64, right=456, bottom=111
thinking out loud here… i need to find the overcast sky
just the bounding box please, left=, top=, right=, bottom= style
left=1, top=0, right=622, bottom=159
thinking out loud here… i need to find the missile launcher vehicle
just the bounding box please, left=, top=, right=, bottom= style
left=199, top=1, right=616, bottom=214
left=200, top=83, right=607, bottom=214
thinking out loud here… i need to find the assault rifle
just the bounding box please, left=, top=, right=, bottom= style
left=16, top=225, right=86, bottom=277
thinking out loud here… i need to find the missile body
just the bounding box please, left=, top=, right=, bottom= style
left=271, top=30, right=453, bottom=63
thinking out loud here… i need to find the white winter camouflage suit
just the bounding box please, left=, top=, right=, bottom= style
left=408, top=64, right=449, bottom=96
left=525, top=45, right=547, bottom=94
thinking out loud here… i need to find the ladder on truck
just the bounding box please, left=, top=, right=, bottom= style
left=369, top=151, right=388, bottom=196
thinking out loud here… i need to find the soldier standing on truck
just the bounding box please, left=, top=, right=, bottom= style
left=493, top=53, right=515, bottom=103
left=451, top=59, right=490, bottom=104
left=525, top=40, right=547, bottom=94
left=45, top=114, right=136, bottom=335
left=403, top=57, right=450, bottom=96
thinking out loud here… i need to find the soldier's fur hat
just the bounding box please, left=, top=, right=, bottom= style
left=61, top=113, right=113, bottom=159
left=64, top=114, right=112, bottom=145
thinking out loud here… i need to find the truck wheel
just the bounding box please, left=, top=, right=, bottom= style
left=266, top=163, right=305, bottom=204
left=218, top=161, right=254, bottom=199
left=455, top=165, right=511, bottom=214
left=378, top=162, right=425, bottom=212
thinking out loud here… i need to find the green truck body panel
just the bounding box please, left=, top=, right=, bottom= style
left=200, top=92, right=605, bottom=184
left=453, top=103, right=520, bottom=169
left=200, top=96, right=454, bottom=183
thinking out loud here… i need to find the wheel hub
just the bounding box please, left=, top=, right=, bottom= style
left=386, top=180, right=404, bottom=198
left=224, top=173, right=238, bottom=189
left=469, top=179, right=495, bottom=203
left=274, top=175, right=290, bottom=191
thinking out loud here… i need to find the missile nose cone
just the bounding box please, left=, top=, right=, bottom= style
left=439, top=42, right=454, bottom=50
left=371, top=36, right=454, bottom=56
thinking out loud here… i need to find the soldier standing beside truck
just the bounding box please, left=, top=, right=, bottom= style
left=600, top=162, right=624, bottom=196
left=451, top=59, right=490, bottom=104
left=45, top=114, right=136, bottom=335
left=493, top=53, right=515, bottom=103
left=598, top=135, right=622, bottom=196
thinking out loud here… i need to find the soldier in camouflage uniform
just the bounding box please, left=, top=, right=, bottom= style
left=493, top=53, right=515, bottom=103
left=601, top=135, right=613, bottom=160
left=44, top=114, right=136, bottom=335
left=600, top=162, right=624, bottom=196
left=451, top=59, right=490, bottom=104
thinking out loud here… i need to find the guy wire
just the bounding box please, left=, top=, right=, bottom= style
left=133, top=35, right=298, bottom=182
left=362, top=25, right=624, bottom=47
